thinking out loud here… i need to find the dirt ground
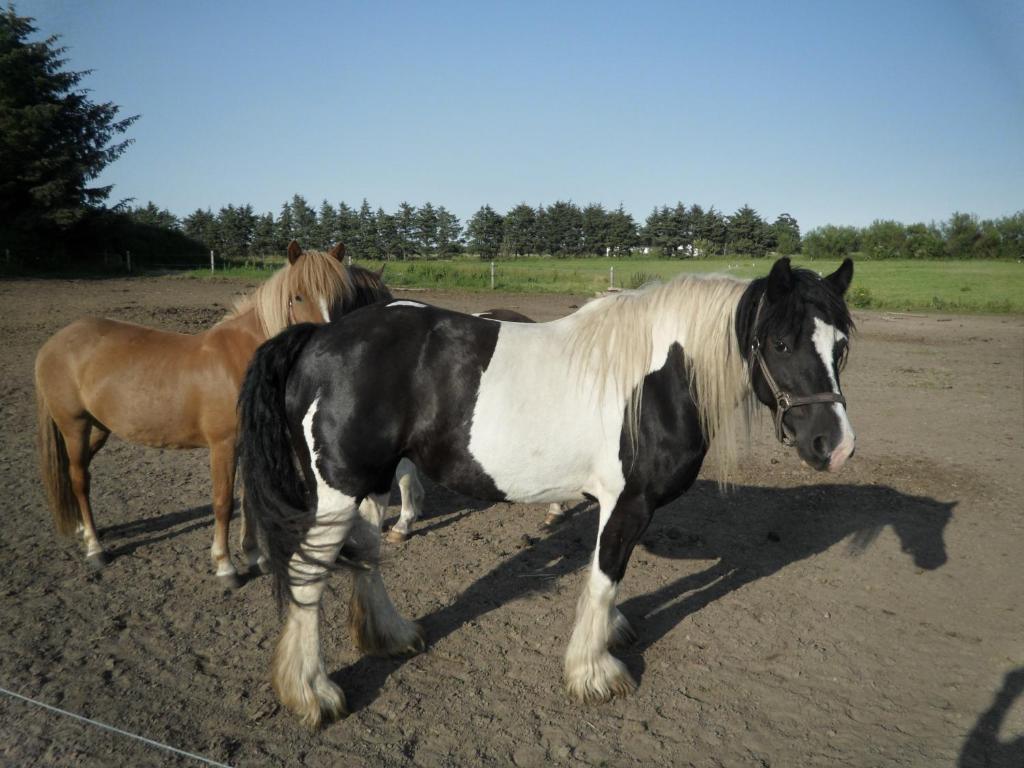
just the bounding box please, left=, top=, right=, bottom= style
left=0, top=274, right=1021, bottom=768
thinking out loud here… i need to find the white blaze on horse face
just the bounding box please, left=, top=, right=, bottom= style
left=387, top=300, right=427, bottom=309
left=811, top=318, right=855, bottom=470
left=318, top=299, right=331, bottom=323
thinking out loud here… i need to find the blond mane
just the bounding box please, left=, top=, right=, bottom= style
left=567, top=273, right=756, bottom=483
left=227, top=250, right=355, bottom=337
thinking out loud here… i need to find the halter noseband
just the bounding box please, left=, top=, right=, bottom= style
left=748, top=295, right=847, bottom=446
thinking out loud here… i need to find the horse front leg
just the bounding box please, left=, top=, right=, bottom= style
left=348, top=492, right=425, bottom=654
left=209, top=441, right=239, bottom=587
left=385, top=458, right=424, bottom=543
left=564, top=492, right=650, bottom=702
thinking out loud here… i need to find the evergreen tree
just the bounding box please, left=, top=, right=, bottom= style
left=435, top=205, right=462, bottom=256
left=252, top=213, right=276, bottom=256
left=415, top=202, right=439, bottom=256
left=395, top=202, right=417, bottom=260
left=289, top=194, right=317, bottom=247
left=726, top=205, right=770, bottom=257
left=336, top=202, right=359, bottom=252
left=316, top=200, right=339, bottom=249
left=376, top=207, right=398, bottom=260
left=606, top=205, right=638, bottom=255
left=274, top=201, right=295, bottom=251
left=771, top=213, right=801, bottom=255
left=130, top=202, right=178, bottom=230
left=1, top=7, right=138, bottom=253
left=541, top=201, right=583, bottom=256
left=355, top=199, right=376, bottom=259
left=502, top=203, right=538, bottom=256
left=183, top=208, right=218, bottom=251
left=581, top=203, right=609, bottom=256
left=466, top=205, right=504, bottom=259
left=217, top=203, right=256, bottom=258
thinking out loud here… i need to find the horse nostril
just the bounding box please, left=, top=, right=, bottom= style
left=812, top=435, right=831, bottom=460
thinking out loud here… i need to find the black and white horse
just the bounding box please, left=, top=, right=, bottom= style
left=238, top=256, right=855, bottom=728
left=385, top=307, right=565, bottom=543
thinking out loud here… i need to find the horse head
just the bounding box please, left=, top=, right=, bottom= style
left=741, top=257, right=856, bottom=472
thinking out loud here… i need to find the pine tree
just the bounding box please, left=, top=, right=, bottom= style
left=252, top=213, right=276, bottom=257
left=503, top=203, right=538, bottom=256
left=467, top=205, right=504, bottom=259
left=1, top=7, right=138, bottom=253
left=289, top=194, right=317, bottom=247
left=317, top=200, right=339, bottom=250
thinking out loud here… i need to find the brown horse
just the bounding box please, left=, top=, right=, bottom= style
left=35, top=241, right=391, bottom=585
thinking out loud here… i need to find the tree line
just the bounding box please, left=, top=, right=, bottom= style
left=802, top=213, right=1024, bottom=261
left=5, top=6, right=1021, bottom=269
left=129, top=197, right=803, bottom=262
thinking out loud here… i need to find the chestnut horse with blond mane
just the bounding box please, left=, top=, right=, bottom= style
left=35, top=240, right=392, bottom=585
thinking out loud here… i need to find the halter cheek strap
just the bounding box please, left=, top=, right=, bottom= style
left=749, top=296, right=847, bottom=446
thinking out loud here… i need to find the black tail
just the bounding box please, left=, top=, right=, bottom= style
left=238, top=322, right=320, bottom=606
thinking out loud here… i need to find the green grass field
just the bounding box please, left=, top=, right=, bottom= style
left=193, top=257, right=1024, bottom=314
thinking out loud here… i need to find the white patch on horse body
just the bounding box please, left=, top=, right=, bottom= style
left=318, top=298, right=331, bottom=322
left=811, top=318, right=856, bottom=469
left=302, top=398, right=351, bottom=514
left=468, top=320, right=627, bottom=504
left=387, top=300, right=426, bottom=309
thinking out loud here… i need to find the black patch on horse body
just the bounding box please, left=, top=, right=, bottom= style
left=289, top=303, right=508, bottom=502
left=599, top=343, right=708, bottom=582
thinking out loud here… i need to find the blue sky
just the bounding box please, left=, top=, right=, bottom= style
left=23, top=0, right=1024, bottom=231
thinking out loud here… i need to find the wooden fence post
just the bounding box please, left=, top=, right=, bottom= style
left=210, top=250, right=215, bottom=274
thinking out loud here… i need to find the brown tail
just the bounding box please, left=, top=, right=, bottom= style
left=35, top=385, right=79, bottom=536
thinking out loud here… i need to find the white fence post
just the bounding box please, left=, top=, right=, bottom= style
left=490, top=261, right=495, bottom=290
left=610, top=265, right=614, bottom=290
left=210, top=250, right=215, bottom=274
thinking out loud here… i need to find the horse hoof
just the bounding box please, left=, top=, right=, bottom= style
left=86, top=551, right=108, bottom=570
left=217, top=571, right=242, bottom=589
left=542, top=513, right=565, bottom=530
left=385, top=528, right=408, bottom=544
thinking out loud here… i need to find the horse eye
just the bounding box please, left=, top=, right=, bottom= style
left=293, top=295, right=303, bottom=302
left=772, top=338, right=790, bottom=353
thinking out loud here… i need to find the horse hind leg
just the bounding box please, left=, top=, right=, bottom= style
left=564, top=492, right=651, bottom=702
left=542, top=502, right=567, bottom=529
left=209, top=441, right=240, bottom=587
left=238, top=492, right=268, bottom=576
left=386, top=458, right=423, bottom=544
left=348, top=492, right=425, bottom=655
left=272, top=486, right=357, bottom=730
left=64, top=419, right=107, bottom=569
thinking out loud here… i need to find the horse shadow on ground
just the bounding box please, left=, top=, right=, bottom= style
left=98, top=504, right=212, bottom=561
left=959, top=667, right=1024, bottom=768
left=337, top=479, right=956, bottom=712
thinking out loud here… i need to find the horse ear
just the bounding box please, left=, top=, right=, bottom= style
left=377, top=264, right=386, bottom=279
left=287, top=240, right=303, bottom=265
left=825, top=258, right=854, bottom=296
left=766, top=257, right=794, bottom=303
left=329, top=242, right=346, bottom=261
